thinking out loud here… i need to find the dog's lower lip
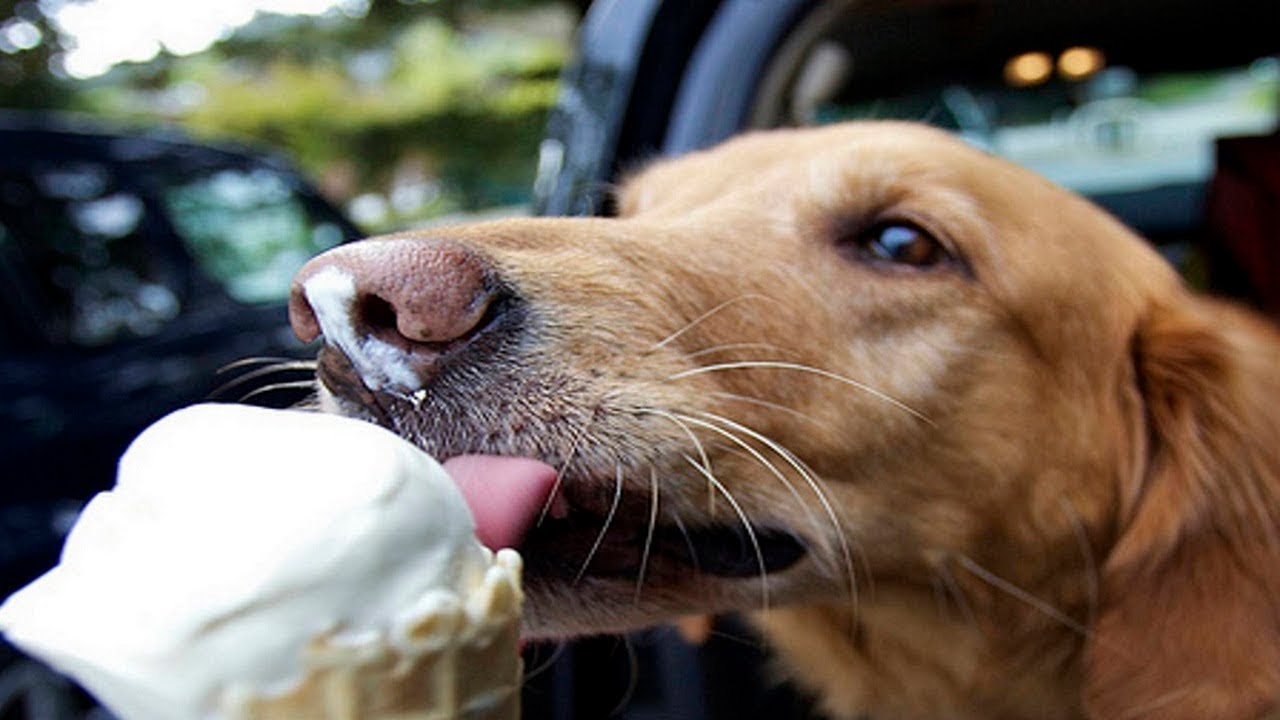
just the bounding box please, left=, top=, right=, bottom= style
left=676, top=525, right=808, bottom=577
left=519, top=515, right=807, bottom=580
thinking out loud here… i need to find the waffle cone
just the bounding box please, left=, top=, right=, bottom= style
left=222, top=550, right=524, bottom=720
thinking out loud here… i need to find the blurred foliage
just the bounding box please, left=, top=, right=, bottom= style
left=0, top=0, right=578, bottom=230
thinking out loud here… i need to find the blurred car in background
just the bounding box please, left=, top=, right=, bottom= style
left=528, top=0, right=1280, bottom=718
left=0, top=111, right=361, bottom=717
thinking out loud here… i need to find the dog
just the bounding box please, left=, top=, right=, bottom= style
left=287, top=121, right=1280, bottom=720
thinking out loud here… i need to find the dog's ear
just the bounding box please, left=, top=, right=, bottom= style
left=1084, top=299, right=1280, bottom=720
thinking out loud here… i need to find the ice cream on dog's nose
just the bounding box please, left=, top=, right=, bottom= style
left=0, top=403, right=555, bottom=720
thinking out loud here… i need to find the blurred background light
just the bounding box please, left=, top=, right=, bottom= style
left=1003, top=51, right=1052, bottom=87
left=1058, top=46, right=1106, bottom=81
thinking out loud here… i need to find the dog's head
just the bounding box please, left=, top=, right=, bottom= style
left=289, top=122, right=1280, bottom=718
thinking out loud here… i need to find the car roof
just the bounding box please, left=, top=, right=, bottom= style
left=0, top=110, right=297, bottom=174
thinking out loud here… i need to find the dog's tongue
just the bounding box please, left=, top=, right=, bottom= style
left=442, top=455, right=558, bottom=551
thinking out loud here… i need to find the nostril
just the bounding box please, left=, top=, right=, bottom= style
left=356, top=294, right=399, bottom=340
left=353, top=291, right=493, bottom=349
left=355, top=283, right=501, bottom=349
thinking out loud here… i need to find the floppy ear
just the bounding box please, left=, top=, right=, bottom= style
left=1084, top=298, right=1280, bottom=720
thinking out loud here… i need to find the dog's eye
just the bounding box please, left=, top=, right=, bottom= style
left=851, top=222, right=947, bottom=268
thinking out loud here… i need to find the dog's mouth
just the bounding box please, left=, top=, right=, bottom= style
left=444, top=454, right=808, bottom=582
left=318, top=357, right=810, bottom=594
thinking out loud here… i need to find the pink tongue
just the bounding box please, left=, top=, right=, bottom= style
left=443, top=455, right=559, bottom=551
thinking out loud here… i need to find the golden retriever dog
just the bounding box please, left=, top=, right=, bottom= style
left=288, top=121, right=1280, bottom=720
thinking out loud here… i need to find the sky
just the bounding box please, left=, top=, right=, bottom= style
left=47, top=0, right=365, bottom=78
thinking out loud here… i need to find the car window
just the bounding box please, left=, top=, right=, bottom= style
left=0, top=161, right=184, bottom=348
left=162, top=166, right=346, bottom=304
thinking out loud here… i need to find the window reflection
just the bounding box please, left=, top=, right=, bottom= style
left=165, top=167, right=344, bottom=304
left=33, top=163, right=108, bottom=201
left=69, top=271, right=180, bottom=346
left=70, top=193, right=143, bottom=239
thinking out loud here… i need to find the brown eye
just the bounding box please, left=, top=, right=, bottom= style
left=853, top=222, right=948, bottom=268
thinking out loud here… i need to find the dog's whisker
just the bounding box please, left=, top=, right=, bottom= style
left=289, top=395, right=322, bottom=412
left=682, top=453, right=771, bottom=614
left=609, top=635, right=641, bottom=718
left=669, top=411, right=825, bottom=548
left=685, top=342, right=793, bottom=361
left=574, top=464, right=625, bottom=585
left=705, top=390, right=827, bottom=428
left=952, top=554, right=1090, bottom=637
left=520, top=640, right=570, bottom=684
left=537, top=412, right=596, bottom=527
left=951, top=553, right=1143, bottom=675
left=668, top=360, right=934, bottom=427
left=216, top=356, right=316, bottom=375
left=930, top=572, right=950, bottom=618
left=638, top=407, right=715, bottom=513
left=672, top=416, right=857, bottom=618
left=649, top=294, right=778, bottom=351
left=1060, top=497, right=1100, bottom=629
left=670, top=512, right=701, bottom=574
left=211, top=361, right=319, bottom=399
left=634, top=466, right=660, bottom=607
left=933, top=560, right=978, bottom=629
left=236, top=380, right=319, bottom=404
left=701, top=623, right=768, bottom=653
left=691, top=410, right=864, bottom=611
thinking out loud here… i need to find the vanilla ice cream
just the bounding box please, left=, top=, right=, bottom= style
left=0, top=403, right=525, bottom=720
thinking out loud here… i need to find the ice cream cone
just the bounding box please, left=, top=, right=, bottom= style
left=0, top=405, right=539, bottom=720
left=224, top=550, right=524, bottom=720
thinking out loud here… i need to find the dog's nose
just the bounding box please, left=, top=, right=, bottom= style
left=288, top=236, right=498, bottom=390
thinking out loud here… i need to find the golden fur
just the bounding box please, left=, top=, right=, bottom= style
left=307, top=122, right=1280, bottom=719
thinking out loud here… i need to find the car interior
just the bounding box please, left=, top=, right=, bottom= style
left=748, top=0, right=1279, bottom=314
